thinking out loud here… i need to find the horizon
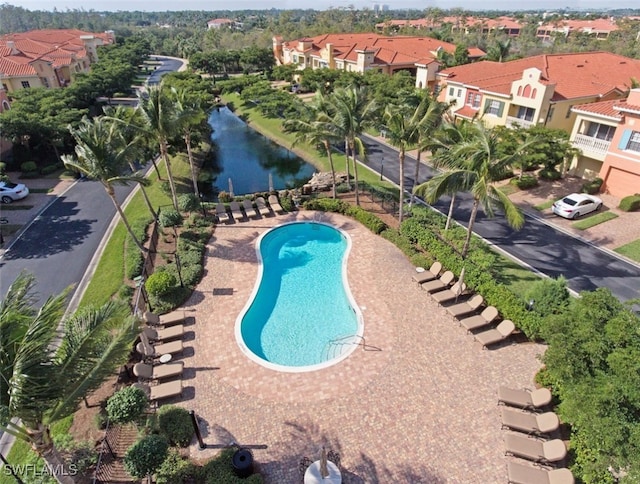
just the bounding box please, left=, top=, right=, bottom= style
left=5, top=0, right=639, bottom=12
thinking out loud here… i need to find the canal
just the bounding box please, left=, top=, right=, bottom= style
left=206, top=106, right=316, bottom=198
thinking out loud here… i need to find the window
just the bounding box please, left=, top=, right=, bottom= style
left=21, top=81, right=30, bottom=89
left=457, top=89, right=462, bottom=97
left=626, top=131, right=640, bottom=152
left=516, top=106, right=535, bottom=122
left=1, top=100, right=9, bottom=111
left=466, top=92, right=474, bottom=105
left=586, top=123, right=615, bottom=141
left=485, top=100, right=504, bottom=116
left=449, top=87, right=454, bottom=96
left=472, top=94, right=481, bottom=108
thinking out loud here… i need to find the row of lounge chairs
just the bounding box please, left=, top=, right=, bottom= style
left=131, top=310, right=189, bottom=403
left=498, top=387, right=574, bottom=484
left=414, top=262, right=517, bottom=348
left=216, top=195, right=285, bottom=223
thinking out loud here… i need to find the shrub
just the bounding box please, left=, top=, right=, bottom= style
left=0, top=162, right=5, bottom=174
left=345, top=205, right=387, bottom=234
left=145, top=271, right=177, bottom=297
left=157, top=405, right=193, bottom=447
left=159, top=209, right=183, bottom=228
left=581, top=177, right=603, bottom=195
left=619, top=194, right=640, bottom=212
left=69, top=441, right=98, bottom=474
left=524, top=276, right=571, bottom=318
left=218, top=190, right=233, bottom=203
left=178, top=193, right=199, bottom=212
left=280, top=194, right=295, bottom=212
left=197, top=448, right=263, bottom=484
left=538, top=169, right=561, bottom=181
left=20, top=161, right=37, bottom=174
left=510, top=174, right=538, bottom=190
left=124, top=435, right=169, bottom=479
left=40, top=163, right=62, bottom=175
left=303, top=198, right=349, bottom=213
left=156, top=450, right=195, bottom=484
left=116, top=284, right=134, bottom=303
left=106, top=386, right=148, bottom=424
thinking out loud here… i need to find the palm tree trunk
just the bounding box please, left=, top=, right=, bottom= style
left=409, top=150, right=421, bottom=210
left=344, top=139, right=351, bottom=189
left=161, top=142, right=179, bottom=211
left=445, top=193, right=456, bottom=230
left=462, top=197, right=480, bottom=258
left=352, top=148, right=360, bottom=206
left=324, top=140, right=337, bottom=199
left=27, top=425, right=77, bottom=484
left=398, top=150, right=405, bottom=223
left=138, top=184, right=158, bottom=220
left=151, top=156, right=162, bottom=180
left=184, top=132, right=200, bottom=198
left=107, top=188, right=147, bottom=254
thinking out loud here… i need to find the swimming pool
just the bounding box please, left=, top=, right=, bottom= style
left=235, top=221, right=364, bottom=372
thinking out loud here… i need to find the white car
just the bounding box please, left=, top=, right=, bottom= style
left=0, top=181, right=29, bottom=203
left=552, top=193, right=602, bottom=219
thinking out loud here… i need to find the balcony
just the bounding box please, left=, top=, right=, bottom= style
left=506, top=116, right=534, bottom=129
left=572, top=134, right=611, bottom=160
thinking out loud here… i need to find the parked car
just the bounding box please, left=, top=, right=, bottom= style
left=0, top=181, right=29, bottom=203
left=552, top=193, right=602, bottom=219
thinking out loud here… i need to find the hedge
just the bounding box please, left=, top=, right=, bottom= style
left=619, top=194, right=640, bottom=212
left=302, top=197, right=388, bottom=234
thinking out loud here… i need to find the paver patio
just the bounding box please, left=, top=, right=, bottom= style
left=172, top=210, right=546, bottom=483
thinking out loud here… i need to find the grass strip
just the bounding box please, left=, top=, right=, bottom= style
left=499, top=183, right=519, bottom=196
left=29, top=188, right=53, bottom=194
left=0, top=205, right=33, bottom=210
left=615, top=239, right=640, bottom=262
left=534, top=199, right=555, bottom=211
left=572, top=211, right=618, bottom=230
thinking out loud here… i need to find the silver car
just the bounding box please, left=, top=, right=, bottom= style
left=552, top=193, right=602, bottom=219
left=0, top=181, right=29, bottom=203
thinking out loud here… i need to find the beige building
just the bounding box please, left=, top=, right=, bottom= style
left=0, top=29, right=114, bottom=93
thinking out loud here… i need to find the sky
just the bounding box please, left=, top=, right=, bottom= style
left=6, top=0, right=638, bottom=11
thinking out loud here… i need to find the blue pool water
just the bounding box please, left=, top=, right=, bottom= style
left=236, top=222, right=363, bottom=372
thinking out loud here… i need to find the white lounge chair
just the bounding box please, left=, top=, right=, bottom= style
left=500, top=407, right=560, bottom=435
left=242, top=199, right=260, bottom=219
left=421, top=271, right=455, bottom=293
left=459, top=306, right=499, bottom=331
left=431, top=281, right=467, bottom=304
left=143, top=325, right=185, bottom=342
left=133, top=361, right=184, bottom=381
left=411, top=261, right=442, bottom=284
left=230, top=201, right=246, bottom=221
left=504, top=432, right=567, bottom=463
left=134, top=380, right=183, bottom=402
left=507, top=461, right=574, bottom=484
left=498, top=386, right=552, bottom=410
left=475, top=319, right=516, bottom=348
left=268, top=194, right=285, bottom=214
left=446, top=294, right=484, bottom=318
left=144, top=311, right=185, bottom=327
left=255, top=196, right=271, bottom=216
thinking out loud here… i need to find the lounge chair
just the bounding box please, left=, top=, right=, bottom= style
left=504, top=433, right=567, bottom=463
left=230, top=201, right=246, bottom=221
left=431, top=281, right=467, bottom=304
left=446, top=294, right=484, bottom=318
left=411, top=261, right=442, bottom=284
left=144, top=311, right=185, bottom=327
left=242, top=199, right=260, bottom=219
left=420, top=270, right=455, bottom=293
left=507, top=461, right=574, bottom=484
left=134, top=380, right=183, bottom=402
left=136, top=332, right=184, bottom=359
left=255, top=196, right=271, bottom=216
left=133, top=361, right=184, bottom=381
left=215, top=203, right=230, bottom=223
left=475, top=319, right=516, bottom=348
left=459, top=306, right=499, bottom=331
left=498, top=386, right=553, bottom=410
left=143, top=325, right=184, bottom=342
left=268, top=194, right=285, bottom=214
left=500, top=407, right=560, bottom=435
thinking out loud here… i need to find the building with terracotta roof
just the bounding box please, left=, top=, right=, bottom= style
left=376, top=16, right=523, bottom=37
left=437, top=51, right=640, bottom=133
left=569, top=89, right=640, bottom=197
left=0, top=29, right=114, bottom=93
left=536, top=18, right=619, bottom=40
left=273, top=33, right=484, bottom=90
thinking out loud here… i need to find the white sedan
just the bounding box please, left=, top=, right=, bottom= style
left=0, top=181, right=29, bottom=204
left=552, top=193, right=603, bottom=219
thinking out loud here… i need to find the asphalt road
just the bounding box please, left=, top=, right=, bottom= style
left=359, top=135, right=640, bottom=306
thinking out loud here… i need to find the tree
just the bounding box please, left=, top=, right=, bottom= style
left=415, top=121, right=532, bottom=257
left=329, top=86, right=377, bottom=206
left=0, top=273, right=140, bottom=483
left=62, top=116, right=150, bottom=253
left=284, top=91, right=342, bottom=199
left=136, top=83, right=180, bottom=211
left=486, top=38, right=511, bottom=62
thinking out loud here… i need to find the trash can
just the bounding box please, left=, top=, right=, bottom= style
left=232, top=448, right=253, bottom=478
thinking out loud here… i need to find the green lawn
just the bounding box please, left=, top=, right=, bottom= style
left=499, top=183, right=519, bottom=196
left=572, top=211, right=618, bottom=230
left=0, top=204, right=33, bottom=210
left=534, top=199, right=555, bottom=211
left=615, top=239, right=640, bottom=262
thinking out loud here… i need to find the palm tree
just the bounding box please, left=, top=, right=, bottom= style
left=329, top=86, right=377, bottom=206
left=415, top=121, right=534, bottom=257
left=137, top=83, right=180, bottom=211
left=283, top=91, right=342, bottom=199
left=0, top=272, right=139, bottom=483
left=62, top=116, right=150, bottom=253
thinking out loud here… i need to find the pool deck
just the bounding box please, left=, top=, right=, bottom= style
left=174, top=210, right=547, bottom=483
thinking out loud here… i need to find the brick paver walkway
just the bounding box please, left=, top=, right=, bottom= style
left=171, top=211, right=546, bottom=483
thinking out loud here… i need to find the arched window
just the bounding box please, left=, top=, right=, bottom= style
left=517, top=86, right=522, bottom=96
left=523, top=85, right=531, bottom=97
left=532, top=88, right=537, bottom=98
left=1, top=100, right=9, bottom=111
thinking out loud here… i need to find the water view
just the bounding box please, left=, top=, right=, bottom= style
left=207, top=106, right=316, bottom=198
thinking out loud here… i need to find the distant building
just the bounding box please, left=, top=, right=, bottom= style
left=0, top=28, right=114, bottom=93
left=273, top=32, right=485, bottom=91
left=207, top=18, right=242, bottom=30
left=536, top=18, right=619, bottom=40
left=377, top=16, right=523, bottom=37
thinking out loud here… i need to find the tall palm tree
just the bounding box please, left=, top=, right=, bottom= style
left=283, top=91, right=342, bottom=199
left=137, top=83, right=180, bottom=211
left=0, top=272, right=139, bottom=483
left=415, top=121, right=534, bottom=257
left=329, top=86, right=377, bottom=206
left=62, top=116, right=150, bottom=253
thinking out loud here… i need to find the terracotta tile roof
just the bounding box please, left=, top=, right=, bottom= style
left=538, top=18, right=619, bottom=34
left=571, top=99, right=623, bottom=119
left=453, top=104, right=478, bottom=119
left=0, top=54, right=37, bottom=76
left=439, top=52, right=640, bottom=101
